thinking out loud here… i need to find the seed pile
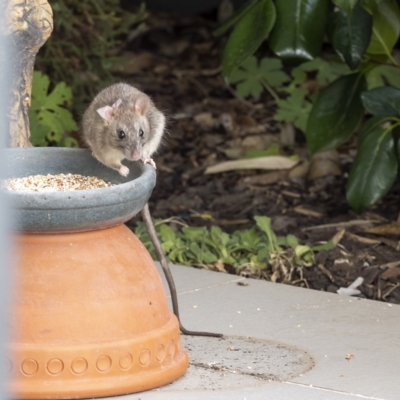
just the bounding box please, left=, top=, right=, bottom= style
left=3, top=174, right=114, bottom=192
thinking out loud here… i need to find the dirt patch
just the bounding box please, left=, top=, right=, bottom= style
left=100, top=8, right=400, bottom=304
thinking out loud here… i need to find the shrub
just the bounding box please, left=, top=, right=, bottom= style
left=216, top=0, right=400, bottom=212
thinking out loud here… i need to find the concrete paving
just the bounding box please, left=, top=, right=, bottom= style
left=107, top=264, right=400, bottom=400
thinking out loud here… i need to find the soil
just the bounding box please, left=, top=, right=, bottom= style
left=107, top=8, right=400, bottom=304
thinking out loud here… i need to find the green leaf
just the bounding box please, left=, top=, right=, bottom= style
left=213, top=0, right=258, bottom=36
left=286, top=234, right=299, bottom=248
left=161, top=241, right=175, bottom=254
left=257, top=247, right=270, bottom=261
left=365, top=0, right=400, bottom=60
left=233, top=228, right=261, bottom=250
left=45, top=81, right=73, bottom=108
left=295, top=245, right=314, bottom=264
left=327, top=1, right=372, bottom=70
left=254, top=216, right=272, bottom=236
left=202, top=252, right=218, bottom=264
left=357, top=115, right=391, bottom=144
left=254, top=216, right=279, bottom=253
left=223, top=255, right=237, bottom=265
left=189, top=242, right=203, bottom=260
left=159, top=224, right=176, bottom=243
left=222, top=0, right=276, bottom=77
left=366, top=65, right=400, bottom=90
left=346, top=121, right=398, bottom=212
left=38, top=111, right=65, bottom=142
left=290, top=68, right=307, bottom=86
left=56, top=108, right=78, bottom=131
left=243, top=144, right=281, bottom=158
left=306, top=73, right=367, bottom=154
left=30, top=72, right=50, bottom=111
left=29, top=71, right=78, bottom=146
left=394, top=125, right=400, bottom=171
left=213, top=228, right=230, bottom=247
left=181, top=227, right=206, bottom=242
left=230, top=56, right=290, bottom=97
left=274, top=88, right=313, bottom=132
left=169, top=247, right=188, bottom=264
left=311, top=241, right=335, bottom=251
left=333, top=0, right=358, bottom=14
left=291, top=58, right=351, bottom=86
left=62, top=137, right=79, bottom=148
left=361, top=86, right=400, bottom=117
left=28, top=109, right=50, bottom=147
left=361, top=0, right=383, bottom=13
left=268, top=0, right=329, bottom=65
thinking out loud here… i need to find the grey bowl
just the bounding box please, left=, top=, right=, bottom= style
left=3, top=148, right=156, bottom=233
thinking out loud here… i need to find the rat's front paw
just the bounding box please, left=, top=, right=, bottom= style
left=143, top=157, right=156, bottom=169
left=118, top=165, right=130, bottom=177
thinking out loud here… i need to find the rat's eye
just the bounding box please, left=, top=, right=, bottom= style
left=139, top=128, right=144, bottom=137
left=118, top=130, right=126, bottom=139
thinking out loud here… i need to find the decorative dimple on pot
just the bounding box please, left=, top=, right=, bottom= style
left=5, top=148, right=188, bottom=399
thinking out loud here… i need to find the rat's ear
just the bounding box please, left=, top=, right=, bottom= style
left=112, top=99, right=123, bottom=109
left=97, top=99, right=122, bottom=121
left=133, top=94, right=149, bottom=116
left=96, top=106, right=115, bottom=121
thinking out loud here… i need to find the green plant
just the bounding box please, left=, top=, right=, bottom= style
left=35, top=0, right=147, bottom=116
left=229, top=56, right=290, bottom=98
left=29, top=71, right=78, bottom=147
left=215, top=0, right=400, bottom=212
left=134, top=216, right=333, bottom=281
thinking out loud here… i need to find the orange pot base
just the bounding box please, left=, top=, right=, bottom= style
left=7, top=224, right=188, bottom=399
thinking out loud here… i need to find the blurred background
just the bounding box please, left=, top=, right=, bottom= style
left=26, top=0, right=400, bottom=303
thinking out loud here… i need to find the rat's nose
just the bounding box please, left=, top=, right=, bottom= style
left=132, top=149, right=141, bottom=160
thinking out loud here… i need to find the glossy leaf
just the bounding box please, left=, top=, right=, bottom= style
left=357, top=116, right=389, bottom=145
left=222, top=0, right=276, bottom=77
left=333, top=0, right=357, bottom=14
left=213, top=0, right=258, bottom=36
left=346, top=122, right=398, bottom=212
left=361, top=86, right=400, bottom=117
left=366, top=65, right=400, bottom=89
left=394, top=125, right=400, bottom=170
left=366, top=0, right=400, bottom=59
left=268, top=0, right=329, bottom=65
left=327, top=2, right=372, bottom=70
left=362, top=0, right=383, bottom=13
left=306, top=73, right=367, bottom=154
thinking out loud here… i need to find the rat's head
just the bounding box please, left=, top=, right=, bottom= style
left=96, top=95, right=151, bottom=161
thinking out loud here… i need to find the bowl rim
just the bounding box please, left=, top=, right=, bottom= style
left=2, top=148, right=156, bottom=232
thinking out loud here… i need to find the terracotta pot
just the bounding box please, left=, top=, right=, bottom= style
left=4, top=148, right=188, bottom=399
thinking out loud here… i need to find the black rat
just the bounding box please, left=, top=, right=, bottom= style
left=82, top=83, right=165, bottom=175
left=82, top=83, right=222, bottom=338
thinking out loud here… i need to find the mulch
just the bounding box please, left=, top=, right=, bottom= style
left=107, top=8, right=400, bottom=304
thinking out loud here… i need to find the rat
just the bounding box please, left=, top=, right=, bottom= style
left=82, top=83, right=222, bottom=338
left=82, top=82, right=165, bottom=176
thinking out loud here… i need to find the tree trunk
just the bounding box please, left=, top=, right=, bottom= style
left=1, top=0, right=53, bottom=148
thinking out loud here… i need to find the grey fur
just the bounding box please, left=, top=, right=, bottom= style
left=82, top=83, right=165, bottom=176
